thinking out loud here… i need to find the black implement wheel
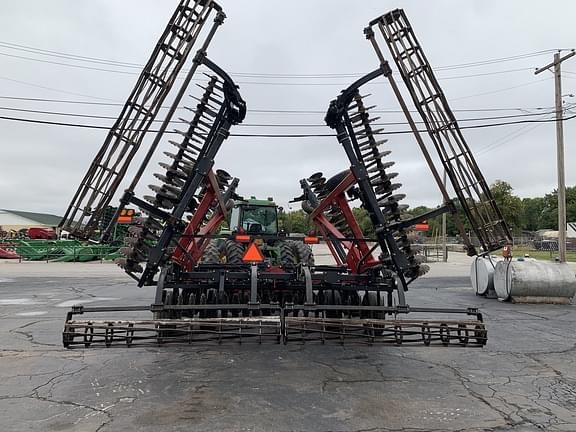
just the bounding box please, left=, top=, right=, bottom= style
left=153, top=267, right=177, bottom=319
left=206, top=289, right=218, bottom=319
left=218, top=291, right=229, bottom=318
left=362, top=291, right=386, bottom=336
left=322, top=290, right=342, bottom=319
left=362, top=291, right=386, bottom=320
left=63, top=325, right=74, bottom=348
left=231, top=293, right=240, bottom=317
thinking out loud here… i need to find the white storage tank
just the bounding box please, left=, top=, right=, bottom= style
left=493, top=260, right=576, bottom=303
left=470, top=256, right=501, bottom=296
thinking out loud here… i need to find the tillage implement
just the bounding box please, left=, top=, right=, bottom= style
left=60, top=3, right=512, bottom=348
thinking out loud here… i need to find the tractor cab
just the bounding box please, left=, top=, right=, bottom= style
left=229, top=197, right=279, bottom=236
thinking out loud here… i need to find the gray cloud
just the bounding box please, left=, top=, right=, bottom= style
left=0, top=0, right=574, bottom=217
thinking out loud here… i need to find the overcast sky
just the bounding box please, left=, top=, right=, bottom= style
left=0, top=0, right=574, bottom=217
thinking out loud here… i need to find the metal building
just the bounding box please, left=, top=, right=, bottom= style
left=0, top=209, right=62, bottom=234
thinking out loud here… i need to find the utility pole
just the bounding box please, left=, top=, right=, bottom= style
left=442, top=170, right=448, bottom=262
left=535, top=50, right=575, bottom=263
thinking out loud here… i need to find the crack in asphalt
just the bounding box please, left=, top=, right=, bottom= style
left=0, top=361, right=113, bottom=431
left=396, top=349, right=576, bottom=431
left=398, top=352, right=536, bottom=429
left=8, top=319, right=61, bottom=348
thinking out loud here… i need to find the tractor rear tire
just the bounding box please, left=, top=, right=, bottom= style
left=287, top=240, right=315, bottom=266
left=223, top=240, right=244, bottom=264
left=201, top=239, right=223, bottom=264
left=279, top=241, right=297, bottom=268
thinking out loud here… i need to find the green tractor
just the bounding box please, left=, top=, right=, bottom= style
left=202, top=197, right=314, bottom=267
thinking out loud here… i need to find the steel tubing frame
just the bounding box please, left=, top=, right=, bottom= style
left=60, top=0, right=224, bottom=241
left=365, top=9, right=512, bottom=253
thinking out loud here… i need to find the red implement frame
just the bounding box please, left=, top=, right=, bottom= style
left=310, top=171, right=380, bottom=273
left=171, top=170, right=228, bottom=271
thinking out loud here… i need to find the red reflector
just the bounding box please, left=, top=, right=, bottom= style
left=242, top=242, right=264, bottom=262
left=235, top=234, right=251, bottom=243
left=304, top=236, right=319, bottom=244
left=117, top=216, right=132, bottom=224
left=414, top=224, right=429, bottom=231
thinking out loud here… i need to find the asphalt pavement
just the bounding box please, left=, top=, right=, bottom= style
left=0, top=252, right=575, bottom=432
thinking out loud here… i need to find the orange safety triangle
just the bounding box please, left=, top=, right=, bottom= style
left=242, top=242, right=264, bottom=262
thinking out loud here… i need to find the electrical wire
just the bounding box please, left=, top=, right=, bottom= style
left=450, top=78, right=552, bottom=101
left=0, top=49, right=546, bottom=84
left=0, top=51, right=138, bottom=76
left=0, top=113, right=573, bottom=137
left=0, top=40, right=565, bottom=77
left=476, top=115, right=553, bottom=156
left=0, top=41, right=142, bottom=68
left=0, top=75, right=119, bottom=102
left=0, top=95, right=556, bottom=114
left=475, top=103, right=576, bottom=156
left=0, top=40, right=568, bottom=86
left=0, top=104, right=560, bottom=127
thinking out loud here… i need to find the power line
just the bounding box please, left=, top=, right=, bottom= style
left=0, top=75, right=123, bottom=103
left=0, top=51, right=138, bottom=76
left=0, top=94, right=557, bottom=116
left=0, top=112, right=573, bottom=137
left=0, top=95, right=547, bottom=112
left=0, top=104, right=559, bottom=127
left=0, top=41, right=142, bottom=68
left=0, top=95, right=124, bottom=106
left=450, top=77, right=552, bottom=101
left=475, top=112, right=558, bottom=156
left=0, top=75, right=119, bottom=102
left=0, top=40, right=568, bottom=86
left=431, top=50, right=562, bottom=71
left=0, top=49, right=545, bottom=85
left=0, top=40, right=565, bottom=77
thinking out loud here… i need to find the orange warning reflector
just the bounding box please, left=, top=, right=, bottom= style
left=242, top=242, right=264, bottom=262
left=304, top=236, right=319, bottom=244
left=235, top=234, right=251, bottom=243
left=414, top=223, right=429, bottom=231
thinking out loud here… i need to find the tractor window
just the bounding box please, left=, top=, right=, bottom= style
left=241, top=206, right=278, bottom=234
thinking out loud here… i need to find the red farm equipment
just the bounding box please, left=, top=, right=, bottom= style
left=59, top=3, right=511, bottom=348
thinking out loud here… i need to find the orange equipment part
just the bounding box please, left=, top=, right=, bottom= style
left=242, top=242, right=264, bottom=263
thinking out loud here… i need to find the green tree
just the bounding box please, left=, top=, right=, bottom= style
left=284, top=209, right=313, bottom=234
left=352, top=208, right=375, bottom=237
left=539, top=186, right=576, bottom=230
left=521, top=197, right=545, bottom=231
left=405, top=204, right=462, bottom=237
left=489, top=180, right=523, bottom=234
